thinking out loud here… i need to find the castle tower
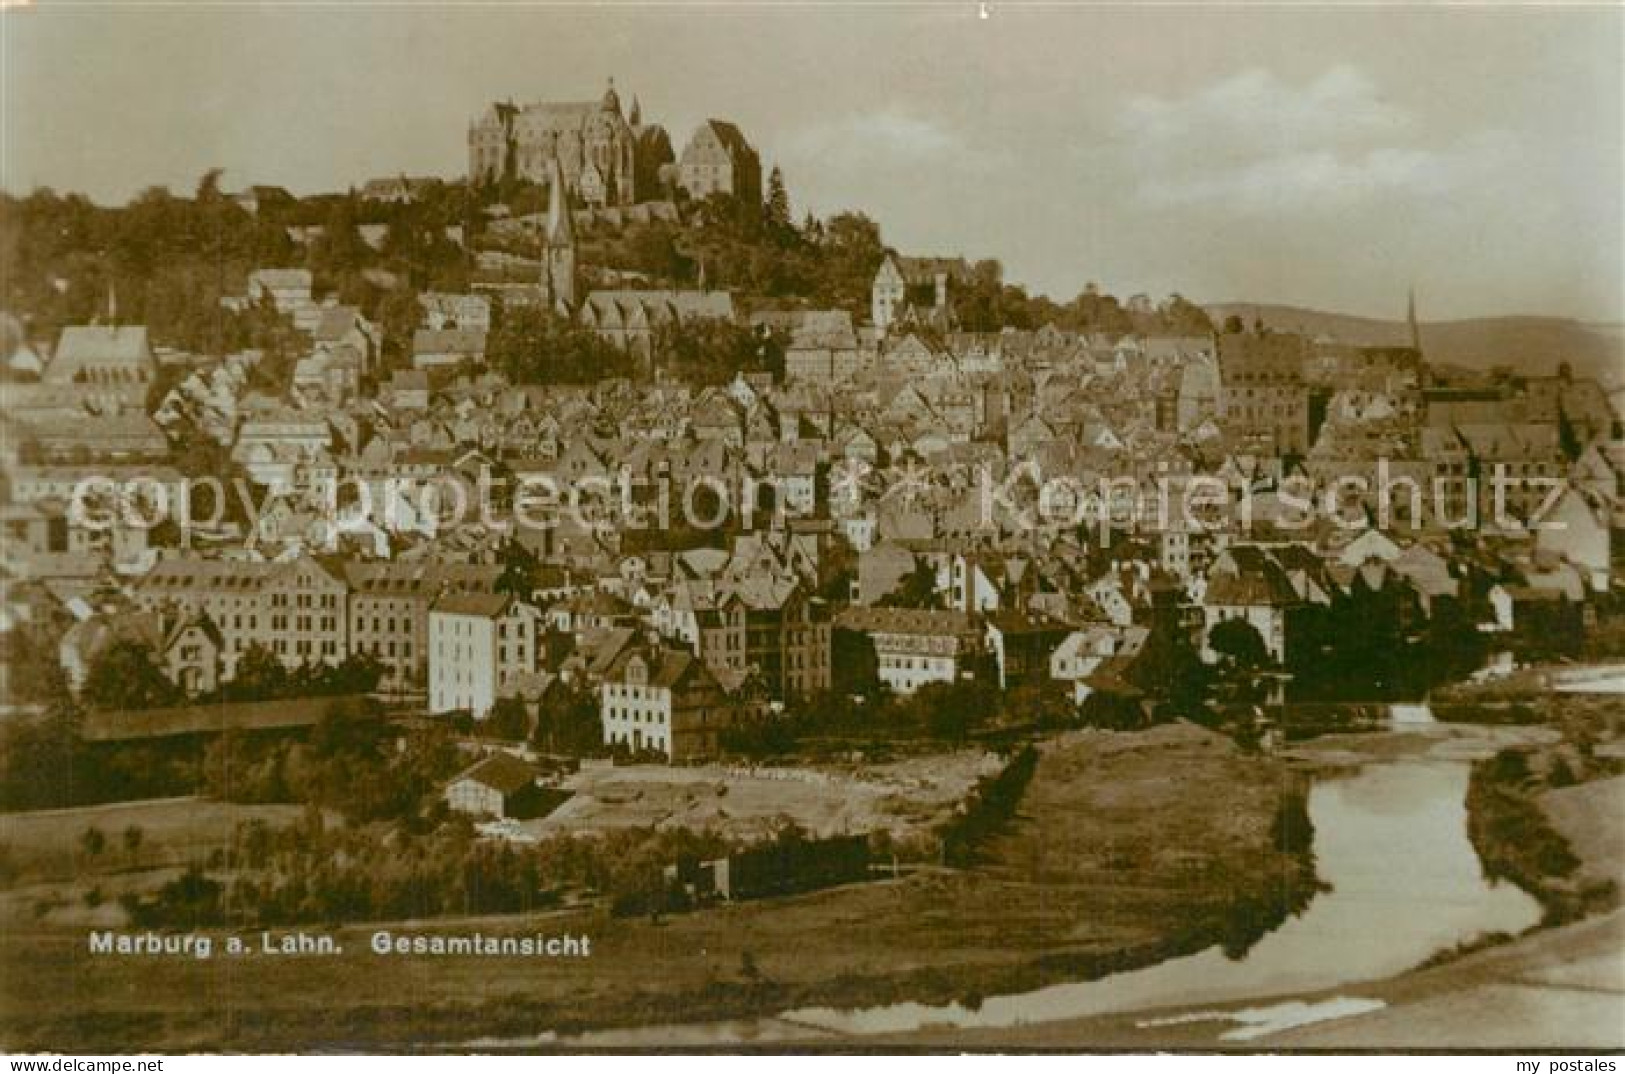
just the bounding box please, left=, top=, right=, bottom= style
left=543, top=158, right=577, bottom=311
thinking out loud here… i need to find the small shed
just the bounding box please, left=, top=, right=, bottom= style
left=444, top=753, right=545, bottom=819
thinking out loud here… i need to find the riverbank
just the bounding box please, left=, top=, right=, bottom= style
left=862, top=907, right=1625, bottom=1050
left=0, top=723, right=1317, bottom=1051
left=1466, top=738, right=1622, bottom=926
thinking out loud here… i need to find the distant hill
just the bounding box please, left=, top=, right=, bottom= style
left=1205, top=302, right=1625, bottom=386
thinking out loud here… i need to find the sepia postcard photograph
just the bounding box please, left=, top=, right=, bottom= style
left=0, top=0, right=1621, bottom=1060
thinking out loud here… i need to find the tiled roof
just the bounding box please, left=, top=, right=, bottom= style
left=451, top=752, right=538, bottom=796
left=834, top=606, right=975, bottom=636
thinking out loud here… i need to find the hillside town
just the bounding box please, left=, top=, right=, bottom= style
left=1, top=73, right=1622, bottom=1052
left=5, top=86, right=1620, bottom=751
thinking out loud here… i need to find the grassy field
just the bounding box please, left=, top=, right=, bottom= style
left=0, top=797, right=308, bottom=884
left=525, top=750, right=1001, bottom=844
left=0, top=724, right=1316, bottom=1051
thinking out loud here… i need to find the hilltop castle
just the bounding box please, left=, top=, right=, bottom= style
left=469, top=81, right=764, bottom=213
left=467, top=79, right=673, bottom=207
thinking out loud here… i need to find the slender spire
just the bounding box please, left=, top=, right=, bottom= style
left=543, top=156, right=576, bottom=310
left=1406, top=286, right=1421, bottom=353
left=545, top=157, right=573, bottom=246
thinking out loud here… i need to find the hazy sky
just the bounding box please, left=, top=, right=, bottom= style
left=4, top=3, right=1622, bottom=323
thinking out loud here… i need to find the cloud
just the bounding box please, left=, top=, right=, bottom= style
left=1123, top=65, right=1411, bottom=156
left=1116, top=66, right=1511, bottom=216
left=787, top=108, right=972, bottom=166
left=1137, top=133, right=1515, bottom=214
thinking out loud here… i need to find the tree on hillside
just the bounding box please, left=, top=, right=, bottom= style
left=904, top=680, right=998, bottom=741
left=1006, top=680, right=1077, bottom=729
left=1125, top=622, right=1209, bottom=716
left=309, top=197, right=371, bottom=280
left=488, top=305, right=634, bottom=385
left=495, top=537, right=541, bottom=598
left=238, top=292, right=309, bottom=394
left=485, top=698, right=531, bottom=742
left=622, top=222, right=686, bottom=283
left=879, top=559, right=942, bottom=610
left=322, top=652, right=385, bottom=696
left=816, top=212, right=886, bottom=312
left=0, top=709, right=90, bottom=812
left=532, top=686, right=604, bottom=757
left=765, top=166, right=791, bottom=232
left=651, top=316, right=770, bottom=385
left=122, top=825, right=145, bottom=863
left=1209, top=618, right=1270, bottom=671
left=226, top=642, right=291, bottom=702
left=0, top=622, right=70, bottom=708
left=82, top=640, right=181, bottom=712
left=1207, top=618, right=1274, bottom=710
left=1061, top=283, right=1134, bottom=336
left=1159, top=294, right=1214, bottom=336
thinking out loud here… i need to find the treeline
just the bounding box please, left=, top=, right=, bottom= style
left=0, top=709, right=199, bottom=811
left=486, top=305, right=779, bottom=388
left=78, top=640, right=383, bottom=713
left=5, top=168, right=1211, bottom=372
left=124, top=812, right=733, bottom=927
left=450, top=690, right=604, bottom=758
left=1, top=175, right=299, bottom=352
left=1466, top=746, right=1619, bottom=925
left=0, top=696, right=431, bottom=818
left=0, top=172, right=472, bottom=369
left=719, top=681, right=1078, bottom=759
left=939, top=745, right=1039, bottom=867
left=600, top=193, right=1214, bottom=337
left=200, top=700, right=462, bottom=824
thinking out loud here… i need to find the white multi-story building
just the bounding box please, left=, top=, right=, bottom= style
left=834, top=607, right=982, bottom=696
left=428, top=592, right=539, bottom=718
left=598, top=645, right=732, bottom=760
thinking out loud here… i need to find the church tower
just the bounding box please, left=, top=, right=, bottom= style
left=543, top=157, right=577, bottom=311
left=1406, top=286, right=1422, bottom=353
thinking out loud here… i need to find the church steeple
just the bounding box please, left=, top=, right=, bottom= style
left=629, top=94, right=642, bottom=128
left=546, top=157, right=574, bottom=247
left=542, top=157, right=577, bottom=310
left=1406, top=286, right=1421, bottom=353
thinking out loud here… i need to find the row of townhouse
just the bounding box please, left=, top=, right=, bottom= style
left=130, top=554, right=522, bottom=701
left=130, top=554, right=349, bottom=678
left=689, top=576, right=831, bottom=702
